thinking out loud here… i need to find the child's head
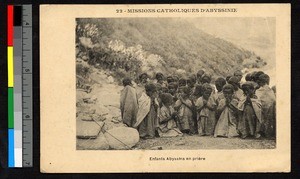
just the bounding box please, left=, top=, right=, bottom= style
left=196, top=69, right=205, bottom=82
left=172, top=75, right=179, bottom=83
left=178, top=78, right=187, bottom=87
left=223, top=84, right=234, bottom=100
left=187, top=75, right=196, bottom=88
left=166, top=76, right=174, bottom=84
left=156, top=72, right=164, bottom=82
left=161, top=86, right=169, bottom=93
left=252, top=71, right=264, bottom=84
left=155, top=83, right=162, bottom=94
left=145, top=83, right=157, bottom=98
left=241, top=82, right=255, bottom=97
left=245, top=73, right=252, bottom=81
left=228, top=76, right=240, bottom=91
left=193, top=84, right=204, bottom=97
left=139, top=73, right=149, bottom=84
left=215, top=77, right=226, bottom=92
left=202, top=84, right=213, bottom=100
left=160, top=93, right=174, bottom=107
left=122, top=77, right=132, bottom=87
left=234, top=70, right=243, bottom=82
left=178, top=86, right=191, bottom=98
left=257, top=73, right=270, bottom=87
left=168, top=82, right=178, bottom=95
left=201, top=74, right=211, bottom=84
left=226, top=75, right=232, bottom=83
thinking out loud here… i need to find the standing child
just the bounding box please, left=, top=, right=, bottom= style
left=214, top=84, right=240, bottom=138
left=133, top=83, right=159, bottom=139
left=255, top=74, right=276, bottom=138
left=237, top=82, right=262, bottom=139
left=135, top=73, right=149, bottom=99
left=120, top=77, right=139, bottom=127
left=157, top=93, right=183, bottom=137
left=195, top=84, right=217, bottom=136
left=174, top=86, right=194, bottom=134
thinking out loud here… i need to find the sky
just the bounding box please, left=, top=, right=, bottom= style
left=189, top=17, right=276, bottom=49
left=188, top=17, right=276, bottom=86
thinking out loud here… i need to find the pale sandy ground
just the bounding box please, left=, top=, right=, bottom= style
left=135, top=135, right=275, bottom=150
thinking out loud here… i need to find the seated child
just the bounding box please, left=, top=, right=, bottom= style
left=157, top=93, right=183, bottom=137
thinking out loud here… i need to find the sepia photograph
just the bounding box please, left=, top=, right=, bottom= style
left=40, top=4, right=290, bottom=172
left=76, top=17, right=276, bottom=150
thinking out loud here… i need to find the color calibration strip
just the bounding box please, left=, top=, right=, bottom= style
left=8, top=4, right=15, bottom=168
left=7, top=5, right=33, bottom=167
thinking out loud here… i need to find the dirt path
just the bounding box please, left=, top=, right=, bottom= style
left=134, top=135, right=276, bottom=150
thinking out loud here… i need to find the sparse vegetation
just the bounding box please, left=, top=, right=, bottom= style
left=76, top=18, right=266, bottom=82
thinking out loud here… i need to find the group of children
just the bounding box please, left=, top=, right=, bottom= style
left=120, top=70, right=276, bottom=140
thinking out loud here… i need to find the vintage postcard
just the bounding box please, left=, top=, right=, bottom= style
left=40, top=4, right=290, bottom=172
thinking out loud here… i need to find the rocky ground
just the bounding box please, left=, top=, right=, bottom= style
left=76, top=66, right=276, bottom=150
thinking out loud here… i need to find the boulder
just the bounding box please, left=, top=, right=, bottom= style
left=77, top=90, right=89, bottom=102
left=104, top=127, right=139, bottom=150
left=77, top=133, right=109, bottom=150
left=78, top=113, right=93, bottom=121
left=92, top=113, right=107, bottom=121
left=83, top=97, right=97, bottom=104
left=91, top=104, right=110, bottom=116
left=77, top=120, right=104, bottom=139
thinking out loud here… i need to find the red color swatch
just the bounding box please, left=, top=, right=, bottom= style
left=7, top=5, right=14, bottom=46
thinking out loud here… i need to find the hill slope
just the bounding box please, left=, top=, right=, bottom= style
left=76, top=18, right=265, bottom=81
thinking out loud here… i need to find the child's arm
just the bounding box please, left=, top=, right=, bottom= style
left=196, top=99, right=207, bottom=112
left=206, top=104, right=216, bottom=111
left=173, top=100, right=181, bottom=110
left=159, top=108, right=176, bottom=124
left=159, top=115, right=174, bottom=124
left=227, top=99, right=239, bottom=111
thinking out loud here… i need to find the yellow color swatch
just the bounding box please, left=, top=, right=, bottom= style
left=8, top=47, right=14, bottom=87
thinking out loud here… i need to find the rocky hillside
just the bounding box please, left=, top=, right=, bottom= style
left=76, top=18, right=266, bottom=82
